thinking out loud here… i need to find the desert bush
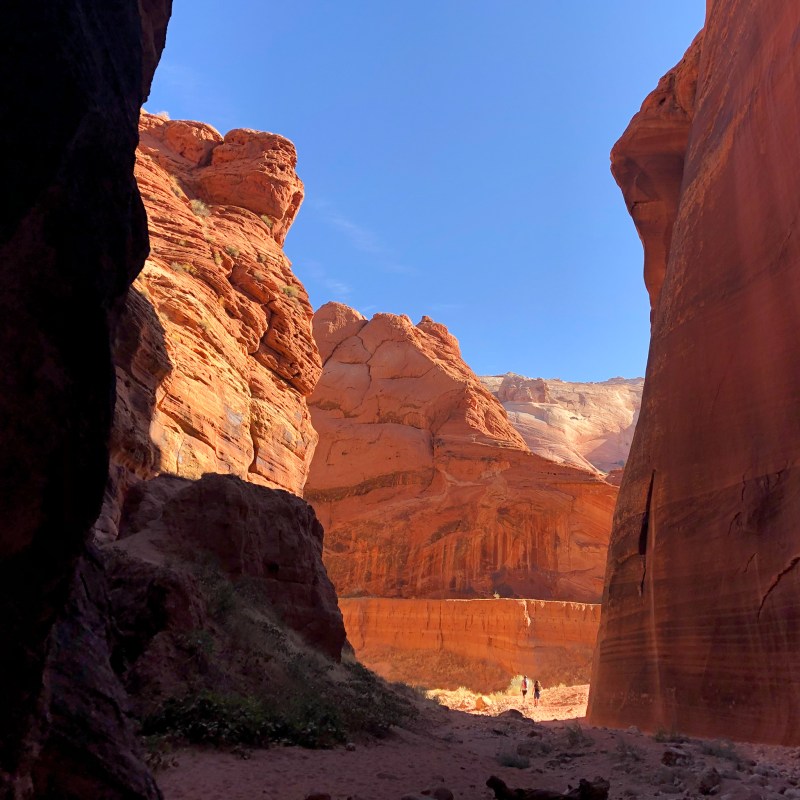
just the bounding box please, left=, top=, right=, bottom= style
left=496, top=748, right=530, bottom=769
left=260, top=214, right=274, bottom=229
left=170, top=176, right=185, bottom=199
left=224, top=244, right=240, bottom=258
left=281, top=285, right=299, bottom=299
left=190, top=199, right=211, bottom=218
left=139, top=548, right=418, bottom=755
left=564, top=721, right=593, bottom=748
left=142, top=691, right=284, bottom=747
left=653, top=728, right=688, bottom=743
left=175, top=628, right=214, bottom=660
left=615, top=739, right=644, bottom=762
left=170, top=261, right=198, bottom=276
left=699, top=739, right=739, bottom=761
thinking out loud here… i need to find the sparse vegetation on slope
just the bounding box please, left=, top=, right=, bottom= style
left=129, top=553, right=416, bottom=753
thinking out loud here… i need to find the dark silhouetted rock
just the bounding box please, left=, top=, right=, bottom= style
left=117, top=473, right=346, bottom=660
left=0, top=0, right=170, bottom=795
left=486, top=774, right=610, bottom=800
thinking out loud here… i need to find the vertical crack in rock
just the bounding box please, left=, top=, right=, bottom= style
left=639, top=471, right=656, bottom=596
left=757, top=555, right=800, bottom=620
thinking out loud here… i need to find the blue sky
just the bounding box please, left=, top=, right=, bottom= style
left=147, top=2, right=705, bottom=381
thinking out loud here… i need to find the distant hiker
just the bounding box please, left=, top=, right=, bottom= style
left=521, top=675, right=528, bottom=702
left=533, top=679, right=542, bottom=707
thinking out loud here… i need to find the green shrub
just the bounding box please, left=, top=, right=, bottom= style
left=224, top=244, right=240, bottom=258
left=143, top=691, right=280, bottom=747
left=142, top=690, right=350, bottom=749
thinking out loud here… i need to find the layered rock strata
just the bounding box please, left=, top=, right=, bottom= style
left=481, top=374, right=643, bottom=473
left=307, top=303, right=617, bottom=603
left=0, top=2, right=169, bottom=796
left=98, top=111, right=320, bottom=541
left=341, top=598, right=600, bottom=693
left=589, top=2, right=800, bottom=745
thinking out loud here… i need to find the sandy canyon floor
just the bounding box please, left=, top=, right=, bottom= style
left=158, top=685, right=800, bottom=800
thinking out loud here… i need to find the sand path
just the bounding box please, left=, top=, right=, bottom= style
left=156, top=685, right=800, bottom=800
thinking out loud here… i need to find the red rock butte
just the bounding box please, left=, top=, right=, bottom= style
left=589, top=0, right=800, bottom=745
left=307, top=302, right=617, bottom=603
left=306, top=302, right=618, bottom=688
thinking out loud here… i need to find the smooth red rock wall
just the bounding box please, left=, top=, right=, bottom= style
left=589, top=1, right=800, bottom=745
left=341, top=598, right=600, bottom=693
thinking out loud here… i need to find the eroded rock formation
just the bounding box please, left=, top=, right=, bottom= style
left=307, top=303, right=617, bottom=603
left=589, top=2, right=800, bottom=744
left=114, top=474, right=345, bottom=661
left=341, top=598, right=600, bottom=692
left=0, top=2, right=170, bottom=796
left=481, top=374, right=643, bottom=473
left=610, top=33, right=702, bottom=315
left=98, top=111, right=320, bottom=541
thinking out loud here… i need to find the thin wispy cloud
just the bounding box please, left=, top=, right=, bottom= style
left=429, top=302, right=464, bottom=314
left=303, top=259, right=353, bottom=300
left=313, top=199, right=418, bottom=275
left=326, top=213, right=384, bottom=256
left=324, top=278, right=352, bottom=297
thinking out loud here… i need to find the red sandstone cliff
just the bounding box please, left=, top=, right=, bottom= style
left=341, top=598, right=600, bottom=693
left=99, top=111, right=320, bottom=540
left=99, top=114, right=347, bottom=676
left=481, top=374, right=643, bottom=474
left=589, top=1, right=800, bottom=745
left=307, top=303, right=617, bottom=604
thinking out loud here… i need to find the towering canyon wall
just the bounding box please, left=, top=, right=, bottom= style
left=481, top=374, right=643, bottom=473
left=0, top=2, right=170, bottom=796
left=589, top=1, right=800, bottom=745
left=307, top=303, right=617, bottom=604
left=101, top=114, right=345, bottom=669
left=99, top=111, right=321, bottom=540
left=341, top=598, right=600, bottom=692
